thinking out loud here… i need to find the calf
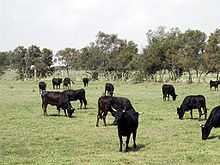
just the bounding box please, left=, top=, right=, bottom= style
left=38, top=80, right=46, bottom=94
left=209, top=80, right=220, bottom=91
left=96, top=96, right=135, bottom=127
left=105, top=83, right=114, bottom=96
left=201, top=106, right=220, bottom=140
left=63, top=77, right=74, bottom=89
left=162, top=84, right=177, bottom=101
left=177, top=95, right=207, bottom=120
left=63, top=89, right=87, bottom=109
left=117, top=110, right=139, bottom=152
left=82, top=78, right=89, bottom=87
left=52, top=78, right=62, bottom=89
left=40, top=91, right=74, bottom=117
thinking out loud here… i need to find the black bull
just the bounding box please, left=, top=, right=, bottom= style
left=96, top=96, right=136, bottom=127
left=41, top=91, right=74, bottom=117
left=63, top=89, right=87, bottom=109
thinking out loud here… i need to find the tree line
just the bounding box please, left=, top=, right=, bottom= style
left=1, top=27, right=220, bottom=82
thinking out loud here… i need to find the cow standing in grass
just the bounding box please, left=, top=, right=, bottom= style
left=40, top=91, right=74, bottom=117
left=82, top=78, right=89, bottom=87
left=38, top=80, right=46, bottom=94
left=96, top=96, right=135, bottom=127
left=63, top=89, right=87, bottom=109
left=177, top=95, right=207, bottom=120
left=201, top=105, right=220, bottom=140
left=52, top=78, right=62, bottom=89
left=105, top=83, right=114, bottom=96
left=117, top=110, right=139, bottom=152
left=209, top=80, right=220, bottom=91
left=63, top=77, right=74, bottom=89
left=162, top=84, right=177, bottom=101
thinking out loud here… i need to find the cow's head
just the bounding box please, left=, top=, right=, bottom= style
left=177, top=107, right=184, bottom=120
left=67, top=108, right=75, bottom=118
left=172, top=94, right=178, bottom=101
left=200, top=124, right=211, bottom=140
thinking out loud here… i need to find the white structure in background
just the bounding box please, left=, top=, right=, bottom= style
left=51, top=54, right=66, bottom=68
left=51, top=54, right=66, bottom=77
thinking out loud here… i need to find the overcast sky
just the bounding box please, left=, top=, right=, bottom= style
left=1, top=0, right=220, bottom=52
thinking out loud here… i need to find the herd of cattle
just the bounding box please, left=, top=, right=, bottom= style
left=38, top=78, right=220, bottom=152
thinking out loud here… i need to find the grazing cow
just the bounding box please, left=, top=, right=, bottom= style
left=117, top=110, right=139, bottom=152
left=52, top=78, right=62, bottom=89
left=63, top=77, right=74, bottom=89
left=96, top=96, right=135, bottom=127
left=40, top=91, right=74, bottom=117
left=209, top=80, right=220, bottom=91
left=63, top=89, right=87, bottom=109
left=162, top=84, right=177, bottom=101
left=82, top=78, right=89, bottom=87
left=177, top=95, right=207, bottom=120
left=200, top=106, right=220, bottom=140
left=38, top=81, right=46, bottom=94
left=105, top=83, right=114, bottom=96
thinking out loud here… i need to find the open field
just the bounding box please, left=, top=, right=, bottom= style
left=1, top=78, right=220, bottom=164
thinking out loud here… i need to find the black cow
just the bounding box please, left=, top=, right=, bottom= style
left=177, top=95, right=207, bottom=120
left=96, top=96, right=135, bottom=127
left=38, top=81, right=46, bottom=94
left=117, top=110, right=139, bottom=152
left=63, top=89, right=87, bottom=109
left=52, top=78, right=62, bottom=89
left=201, top=106, right=220, bottom=140
left=82, top=78, right=89, bottom=87
left=105, top=83, right=114, bottom=96
left=40, top=91, right=74, bottom=117
left=209, top=80, right=220, bottom=91
left=162, top=84, right=177, bottom=101
left=63, top=77, right=74, bottom=89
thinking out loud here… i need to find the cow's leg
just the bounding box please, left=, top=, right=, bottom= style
left=125, top=134, right=131, bottom=152
left=79, top=99, right=83, bottom=109
left=119, top=134, right=123, bottom=152
left=42, top=104, right=48, bottom=116
left=57, top=107, right=61, bottom=116
left=103, top=111, right=108, bottom=126
left=133, top=130, right=137, bottom=148
left=203, top=106, right=207, bottom=120
left=198, top=108, right=202, bottom=120
left=83, top=98, right=87, bottom=109
left=96, top=115, right=100, bottom=127
left=168, top=94, right=170, bottom=101
left=190, top=110, right=193, bottom=119
left=163, top=95, right=165, bottom=101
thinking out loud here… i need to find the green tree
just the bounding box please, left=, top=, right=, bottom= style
left=12, top=46, right=27, bottom=79
left=204, top=29, right=220, bottom=79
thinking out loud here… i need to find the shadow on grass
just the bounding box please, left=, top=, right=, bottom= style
left=184, top=117, right=206, bottom=121
left=48, top=114, right=77, bottom=118
left=127, top=144, right=145, bottom=152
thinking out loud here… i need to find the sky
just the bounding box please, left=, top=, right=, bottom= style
left=1, top=0, right=220, bottom=52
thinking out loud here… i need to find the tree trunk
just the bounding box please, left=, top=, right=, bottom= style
left=188, top=71, right=193, bottom=83
left=66, top=66, right=69, bottom=78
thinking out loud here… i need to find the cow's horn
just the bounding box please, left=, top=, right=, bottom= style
left=138, top=111, right=144, bottom=115
left=200, top=124, right=204, bottom=127
left=111, top=106, right=117, bottom=112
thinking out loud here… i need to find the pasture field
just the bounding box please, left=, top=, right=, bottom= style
left=1, top=78, right=220, bottom=165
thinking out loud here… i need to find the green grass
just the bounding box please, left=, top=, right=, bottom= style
left=1, top=78, right=220, bottom=165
